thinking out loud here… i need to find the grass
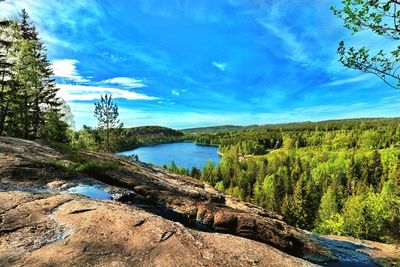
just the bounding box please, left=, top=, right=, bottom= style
left=37, top=141, right=120, bottom=175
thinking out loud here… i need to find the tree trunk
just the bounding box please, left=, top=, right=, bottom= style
left=107, top=122, right=110, bottom=153
left=0, top=69, right=6, bottom=136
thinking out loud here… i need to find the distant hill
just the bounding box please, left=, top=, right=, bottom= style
left=118, top=126, right=184, bottom=151
left=181, top=125, right=245, bottom=134
left=124, top=126, right=184, bottom=137
left=182, top=117, right=400, bottom=134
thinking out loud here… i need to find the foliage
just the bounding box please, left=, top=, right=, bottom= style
left=94, top=94, right=123, bottom=152
left=162, top=161, right=189, bottom=175
left=71, top=125, right=184, bottom=153
left=171, top=118, right=400, bottom=243
left=0, top=10, right=69, bottom=141
left=38, top=110, right=70, bottom=143
left=332, top=0, right=400, bottom=88
left=117, top=126, right=184, bottom=151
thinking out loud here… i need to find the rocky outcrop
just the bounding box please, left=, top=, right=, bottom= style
left=0, top=191, right=314, bottom=267
left=1, top=137, right=398, bottom=266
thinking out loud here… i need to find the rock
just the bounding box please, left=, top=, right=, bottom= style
left=47, top=181, right=67, bottom=189
left=0, top=191, right=315, bottom=267
left=213, top=211, right=238, bottom=232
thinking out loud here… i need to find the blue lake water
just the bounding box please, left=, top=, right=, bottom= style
left=118, top=142, right=221, bottom=170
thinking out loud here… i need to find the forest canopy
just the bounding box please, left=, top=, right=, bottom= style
left=174, top=118, right=400, bottom=243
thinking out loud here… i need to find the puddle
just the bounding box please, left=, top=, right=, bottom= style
left=66, top=184, right=112, bottom=200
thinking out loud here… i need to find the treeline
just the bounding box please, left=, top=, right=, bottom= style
left=0, top=10, right=69, bottom=142
left=71, top=125, right=184, bottom=152
left=172, top=119, right=400, bottom=243
left=186, top=118, right=400, bottom=155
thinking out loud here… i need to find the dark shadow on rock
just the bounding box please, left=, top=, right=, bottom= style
left=311, top=236, right=378, bottom=266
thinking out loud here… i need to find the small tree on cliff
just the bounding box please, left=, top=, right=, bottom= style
left=94, top=94, right=123, bottom=152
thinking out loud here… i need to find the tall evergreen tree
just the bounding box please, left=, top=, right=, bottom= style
left=292, top=177, right=308, bottom=228
left=0, top=9, right=66, bottom=140
left=0, top=18, right=13, bottom=135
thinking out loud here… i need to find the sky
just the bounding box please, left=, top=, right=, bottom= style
left=1, top=0, right=399, bottom=129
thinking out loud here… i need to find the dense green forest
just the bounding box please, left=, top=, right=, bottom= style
left=165, top=118, right=400, bottom=243
left=0, top=10, right=69, bottom=142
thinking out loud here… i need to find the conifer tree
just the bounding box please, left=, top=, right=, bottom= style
left=292, top=177, right=307, bottom=228
left=281, top=194, right=295, bottom=225
left=94, top=94, right=123, bottom=152
left=0, top=18, right=13, bottom=135
left=0, top=9, right=67, bottom=140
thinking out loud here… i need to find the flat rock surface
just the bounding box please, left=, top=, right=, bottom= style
left=0, top=191, right=314, bottom=267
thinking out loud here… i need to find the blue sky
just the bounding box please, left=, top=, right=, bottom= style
left=1, top=0, right=399, bottom=129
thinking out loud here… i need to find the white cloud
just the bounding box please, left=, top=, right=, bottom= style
left=57, top=84, right=159, bottom=101
left=52, top=59, right=89, bottom=82
left=259, top=20, right=309, bottom=63
left=171, top=89, right=180, bottom=96
left=0, top=0, right=104, bottom=52
left=324, top=75, right=370, bottom=87
left=101, top=77, right=147, bottom=88
left=212, top=61, right=227, bottom=71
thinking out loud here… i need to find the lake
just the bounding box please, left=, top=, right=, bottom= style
left=118, top=142, right=221, bottom=170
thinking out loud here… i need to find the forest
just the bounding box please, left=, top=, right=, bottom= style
left=71, top=125, right=184, bottom=152
left=166, top=118, right=400, bottom=243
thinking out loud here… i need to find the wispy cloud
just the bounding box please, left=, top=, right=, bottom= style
left=257, top=19, right=309, bottom=63
left=52, top=59, right=89, bottom=82
left=57, top=84, right=159, bottom=101
left=101, top=77, right=147, bottom=88
left=0, top=0, right=105, bottom=52
left=171, top=89, right=180, bottom=96
left=212, top=61, right=227, bottom=71
left=324, top=75, right=370, bottom=87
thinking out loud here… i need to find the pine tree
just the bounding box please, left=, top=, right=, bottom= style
left=304, top=177, right=319, bottom=228
left=0, top=18, right=13, bottom=135
left=94, top=94, right=123, bottom=152
left=6, top=10, right=63, bottom=139
left=281, top=194, right=295, bottom=225
left=292, top=177, right=307, bottom=229
left=15, top=9, right=36, bottom=138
